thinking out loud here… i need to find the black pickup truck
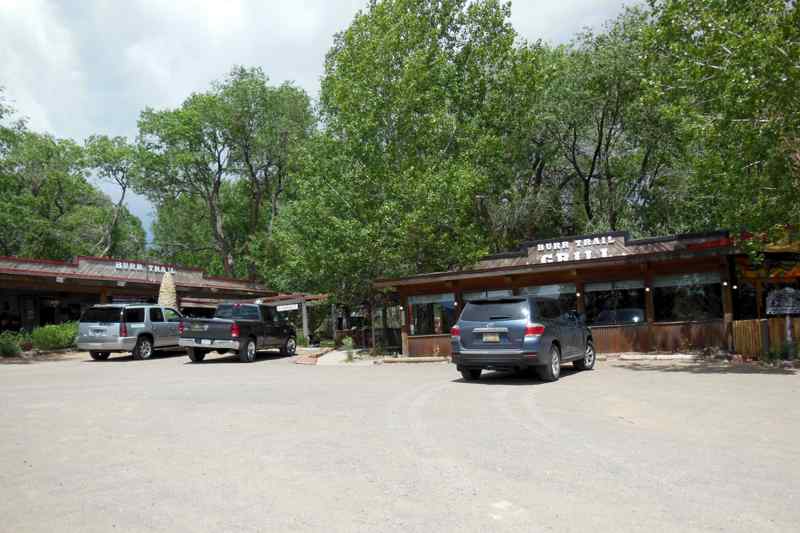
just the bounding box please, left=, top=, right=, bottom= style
left=178, top=303, right=297, bottom=363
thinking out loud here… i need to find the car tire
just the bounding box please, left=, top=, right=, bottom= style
left=90, top=351, right=110, bottom=361
left=460, top=368, right=482, bottom=381
left=280, top=336, right=297, bottom=356
left=187, top=348, right=206, bottom=363
left=537, top=344, right=561, bottom=382
left=132, top=336, right=153, bottom=360
left=239, top=338, right=257, bottom=363
left=574, top=340, right=596, bottom=371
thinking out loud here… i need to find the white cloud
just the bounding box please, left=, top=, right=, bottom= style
left=1, top=0, right=627, bottom=240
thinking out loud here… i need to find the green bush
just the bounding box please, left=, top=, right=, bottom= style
left=341, top=336, right=354, bottom=351
left=0, top=332, right=21, bottom=357
left=31, top=322, right=78, bottom=350
left=296, top=333, right=308, bottom=347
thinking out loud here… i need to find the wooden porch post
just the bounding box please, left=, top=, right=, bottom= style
left=644, top=267, right=655, bottom=352
left=301, top=299, right=310, bottom=341
left=99, top=288, right=110, bottom=304
left=401, top=294, right=410, bottom=356
left=721, top=265, right=734, bottom=352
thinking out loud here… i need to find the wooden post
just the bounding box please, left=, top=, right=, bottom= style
left=644, top=267, right=655, bottom=352
left=330, top=303, right=336, bottom=342
left=401, top=294, right=410, bottom=356
left=722, top=278, right=734, bottom=352
left=755, top=280, right=764, bottom=319
left=575, top=280, right=586, bottom=317
left=301, top=299, right=310, bottom=342
left=99, top=288, right=110, bottom=304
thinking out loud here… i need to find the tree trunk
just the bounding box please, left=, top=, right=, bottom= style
left=207, top=194, right=234, bottom=277
left=582, top=178, right=593, bottom=221
left=96, top=184, right=127, bottom=257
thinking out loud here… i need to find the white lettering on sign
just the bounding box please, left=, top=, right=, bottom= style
left=115, top=261, right=176, bottom=274
left=534, top=233, right=619, bottom=264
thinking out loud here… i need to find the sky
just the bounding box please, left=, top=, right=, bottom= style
left=0, top=0, right=628, bottom=240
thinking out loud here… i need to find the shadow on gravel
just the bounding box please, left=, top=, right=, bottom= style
left=614, top=362, right=796, bottom=375
left=184, top=350, right=291, bottom=364
left=83, top=350, right=187, bottom=363
left=454, top=367, right=581, bottom=385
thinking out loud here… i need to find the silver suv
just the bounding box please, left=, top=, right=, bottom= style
left=77, top=303, right=183, bottom=361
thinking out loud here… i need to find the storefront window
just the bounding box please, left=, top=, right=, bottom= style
left=520, top=284, right=577, bottom=313
left=585, top=280, right=646, bottom=325
left=734, top=280, right=758, bottom=320
left=653, top=272, right=722, bottom=322
left=409, top=293, right=456, bottom=335
left=462, top=289, right=514, bottom=301
left=763, top=280, right=800, bottom=316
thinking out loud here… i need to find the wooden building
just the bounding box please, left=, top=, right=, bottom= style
left=0, top=256, right=276, bottom=332
left=373, top=230, right=795, bottom=357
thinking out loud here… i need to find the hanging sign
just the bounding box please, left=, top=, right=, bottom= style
left=531, top=234, right=627, bottom=264
left=276, top=303, right=299, bottom=312
left=766, top=287, right=800, bottom=315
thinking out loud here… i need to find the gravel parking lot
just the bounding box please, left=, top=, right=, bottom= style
left=1, top=352, right=798, bottom=532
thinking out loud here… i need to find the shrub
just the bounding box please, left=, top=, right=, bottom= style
left=341, top=336, right=354, bottom=351
left=31, top=322, right=78, bottom=351
left=0, top=332, right=21, bottom=357
left=296, top=333, right=308, bottom=347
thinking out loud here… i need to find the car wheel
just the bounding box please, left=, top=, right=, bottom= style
left=537, top=344, right=561, bottom=382
left=187, top=348, right=206, bottom=363
left=90, top=351, right=110, bottom=361
left=239, top=338, right=257, bottom=363
left=133, top=337, right=153, bottom=360
left=281, top=337, right=297, bottom=356
left=574, top=340, right=596, bottom=370
left=460, top=368, right=482, bottom=381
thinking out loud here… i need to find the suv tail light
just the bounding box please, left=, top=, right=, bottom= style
left=178, top=321, right=185, bottom=335
left=524, top=323, right=545, bottom=337
left=119, top=319, right=128, bottom=337
left=450, top=325, right=461, bottom=338
left=230, top=323, right=240, bottom=338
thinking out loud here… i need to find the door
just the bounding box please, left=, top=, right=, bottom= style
left=163, top=308, right=182, bottom=346
left=534, top=298, right=563, bottom=352
left=260, top=306, right=281, bottom=347
left=148, top=307, right=168, bottom=347
left=561, top=310, right=582, bottom=357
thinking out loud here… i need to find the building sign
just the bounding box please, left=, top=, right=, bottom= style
left=531, top=234, right=624, bottom=264
left=114, top=261, right=176, bottom=274
left=767, top=287, right=800, bottom=315
left=276, top=303, right=299, bottom=312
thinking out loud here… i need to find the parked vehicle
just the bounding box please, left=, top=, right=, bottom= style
left=77, top=303, right=183, bottom=361
left=178, top=303, right=297, bottom=363
left=450, top=297, right=595, bottom=382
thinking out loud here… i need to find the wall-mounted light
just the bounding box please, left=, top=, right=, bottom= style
left=399, top=306, right=404, bottom=312
left=733, top=285, right=738, bottom=290
left=55, top=277, right=64, bottom=284
left=722, top=281, right=729, bottom=287
left=575, top=292, right=581, bottom=297
left=645, top=287, right=651, bottom=292
left=454, top=301, right=459, bottom=306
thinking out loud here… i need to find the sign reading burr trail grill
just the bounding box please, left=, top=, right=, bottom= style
left=766, top=287, right=800, bottom=315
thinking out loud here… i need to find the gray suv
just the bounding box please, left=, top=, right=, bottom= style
left=450, top=297, right=595, bottom=382
left=77, top=304, right=183, bottom=361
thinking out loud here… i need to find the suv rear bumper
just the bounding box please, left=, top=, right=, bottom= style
left=77, top=337, right=137, bottom=352
left=179, top=338, right=240, bottom=350
left=452, top=350, right=540, bottom=370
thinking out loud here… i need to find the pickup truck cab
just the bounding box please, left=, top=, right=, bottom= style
left=178, top=303, right=297, bottom=363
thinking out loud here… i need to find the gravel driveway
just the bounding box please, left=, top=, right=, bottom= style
left=1, top=353, right=798, bottom=532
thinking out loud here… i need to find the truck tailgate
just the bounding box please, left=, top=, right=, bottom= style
left=182, top=318, right=234, bottom=340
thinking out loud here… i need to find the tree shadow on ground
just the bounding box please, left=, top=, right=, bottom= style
left=452, top=366, right=583, bottom=386
left=185, top=350, right=291, bottom=364
left=612, top=361, right=796, bottom=376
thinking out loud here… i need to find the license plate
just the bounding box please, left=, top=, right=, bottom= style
left=91, top=329, right=105, bottom=336
left=483, top=333, right=500, bottom=343
left=200, top=339, right=212, bottom=346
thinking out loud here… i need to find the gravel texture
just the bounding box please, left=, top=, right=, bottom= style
left=1, top=352, right=798, bottom=532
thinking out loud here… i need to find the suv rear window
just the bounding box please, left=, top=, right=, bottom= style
left=124, top=308, right=145, bottom=323
left=214, top=304, right=261, bottom=320
left=81, top=307, right=122, bottom=323
left=460, top=299, right=529, bottom=322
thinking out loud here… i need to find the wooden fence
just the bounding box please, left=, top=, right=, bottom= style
left=733, top=317, right=800, bottom=358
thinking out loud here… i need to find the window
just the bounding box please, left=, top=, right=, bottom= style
left=654, top=272, right=722, bottom=322
left=215, top=305, right=261, bottom=320
left=81, top=307, right=122, bottom=323
left=149, top=308, right=164, bottom=322
left=462, top=289, right=514, bottom=302
left=734, top=281, right=757, bottom=320
left=534, top=299, right=562, bottom=320
left=764, top=280, right=800, bottom=316
left=460, top=299, right=529, bottom=322
left=409, top=293, right=456, bottom=335
left=521, top=284, right=577, bottom=314
left=124, top=308, right=145, bottom=323
left=164, top=308, right=182, bottom=322
left=585, top=280, right=646, bottom=325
